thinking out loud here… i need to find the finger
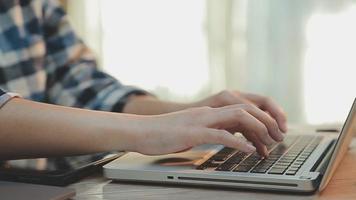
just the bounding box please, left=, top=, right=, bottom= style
left=255, top=142, right=268, bottom=158
left=229, top=129, right=268, bottom=157
left=242, top=93, right=288, bottom=133
left=225, top=91, right=287, bottom=133
left=262, top=100, right=287, bottom=133
left=241, top=104, right=284, bottom=142
left=221, top=93, right=280, bottom=145
left=212, top=106, right=275, bottom=146
left=220, top=91, right=245, bottom=105
left=202, top=129, right=256, bottom=154
left=174, top=147, right=193, bottom=154
left=219, top=90, right=253, bottom=106
left=250, top=140, right=268, bottom=158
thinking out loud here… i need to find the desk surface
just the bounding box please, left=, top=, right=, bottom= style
left=69, top=136, right=356, bottom=200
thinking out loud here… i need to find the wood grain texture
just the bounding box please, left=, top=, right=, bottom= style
left=69, top=138, right=356, bottom=200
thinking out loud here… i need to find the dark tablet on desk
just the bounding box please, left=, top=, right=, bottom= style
left=0, top=153, right=121, bottom=186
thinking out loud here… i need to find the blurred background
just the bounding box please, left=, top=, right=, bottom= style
left=62, top=0, right=356, bottom=125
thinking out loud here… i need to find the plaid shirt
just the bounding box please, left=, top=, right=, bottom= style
left=0, top=0, right=146, bottom=166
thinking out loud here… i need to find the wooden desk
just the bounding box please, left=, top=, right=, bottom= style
left=69, top=138, right=356, bottom=200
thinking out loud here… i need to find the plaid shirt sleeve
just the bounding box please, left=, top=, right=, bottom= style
left=43, top=0, right=148, bottom=112
left=0, top=88, right=20, bottom=109
left=38, top=0, right=150, bottom=166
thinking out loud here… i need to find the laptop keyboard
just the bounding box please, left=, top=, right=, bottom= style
left=196, top=135, right=322, bottom=175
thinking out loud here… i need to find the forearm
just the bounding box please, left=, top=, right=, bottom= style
left=123, top=95, right=193, bottom=115
left=0, top=98, right=140, bottom=160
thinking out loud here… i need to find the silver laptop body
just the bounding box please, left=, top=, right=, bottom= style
left=104, top=99, right=356, bottom=193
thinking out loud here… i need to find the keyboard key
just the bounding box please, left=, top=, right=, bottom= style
left=285, top=170, right=297, bottom=175
left=240, top=153, right=261, bottom=166
left=278, top=161, right=293, bottom=165
left=284, top=155, right=298, bottom=159
left=210, top=147, right=236, bottom=161
left=206, top=163, right=219, bottom=168
left=216, top=162, right=236, bottom=171
left=279, top=159, right=294, bottom=163
left=211, top=154, right=229, bottom=162
left=224, top=152, right=246, bottom=164
left=268, top=168, right=286, bottom=174
left=255, top=161, right=274, bottom=168
left=274, top=163, right=290, bottom=167
left=233, top=164, right=252, bottom=172
left=300, top=153, right=310, bottom=157
left=289, top=166, right=299, bottom=171
left=251, top=162, right=273, bottom=173
left=247, top=152, right=261, bottom=159
left=271, top=166, right=288, bottom=170
left=293, top=161, right=304, bottom=165
left=265, top=157, right=279, bottom=163
left=251, top=167, right=268, bottom=173
left=196, top=162, right=208, bottom=170
left=291, top=164, right=303, bottom=169
left=299, top=155, right=308, bottom=159
left=196, top=160, right=219, bottom=170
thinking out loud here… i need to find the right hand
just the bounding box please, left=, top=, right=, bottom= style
left=131, top=104, right=285, bottom=157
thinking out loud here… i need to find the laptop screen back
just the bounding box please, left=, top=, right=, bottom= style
left=318, top=98, right=356, bottom=191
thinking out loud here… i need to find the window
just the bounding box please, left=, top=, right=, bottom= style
left=67, top=1, right=356, bottom=124
left=101, top=0, right=209, bottom=101
left=304, top=6, right=356, bottom=123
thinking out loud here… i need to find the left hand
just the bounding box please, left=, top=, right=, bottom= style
left=190, top=90, right=287, bottom=133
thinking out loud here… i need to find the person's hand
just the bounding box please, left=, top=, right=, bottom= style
left=191, top=90, right=287, bottom=133
left=122, top=91, right=287, bottom=135
left=187, top=90, right=287, bottom=156
left=131, top=104, right=285, bottom=157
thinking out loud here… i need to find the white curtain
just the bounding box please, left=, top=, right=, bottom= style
left=207, top=0, right=311, bottom=122
left=68, top=0, right=210, bottom=103
left=67, top=0, right=103, bottom=67
left=207, top=0, right=356, bottom=123
left=67, top=0, right=356, bottom=124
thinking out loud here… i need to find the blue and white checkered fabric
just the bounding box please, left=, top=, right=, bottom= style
left=0, top=0, right=147, bottom=166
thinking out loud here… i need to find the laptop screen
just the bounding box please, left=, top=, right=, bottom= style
left=318, top=98, right=356, bottom=191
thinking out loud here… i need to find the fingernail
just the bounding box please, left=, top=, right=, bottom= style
left=264, top=148, right=269, bottom=157
left=282, top=124, right=288, bottom=133
left=276, top=131, right=285, bottom=141
left=245, top=144, right=256, bottom=153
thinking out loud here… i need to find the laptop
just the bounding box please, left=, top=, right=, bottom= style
left=103, top=98, right=356, bottom=193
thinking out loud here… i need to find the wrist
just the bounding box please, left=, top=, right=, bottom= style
left=95, top=112, right=144, bottom=152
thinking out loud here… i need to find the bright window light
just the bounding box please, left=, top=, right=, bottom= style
left=100, top=0, right=208, bottom=101
left=304, top=6, right=356, bottom=124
